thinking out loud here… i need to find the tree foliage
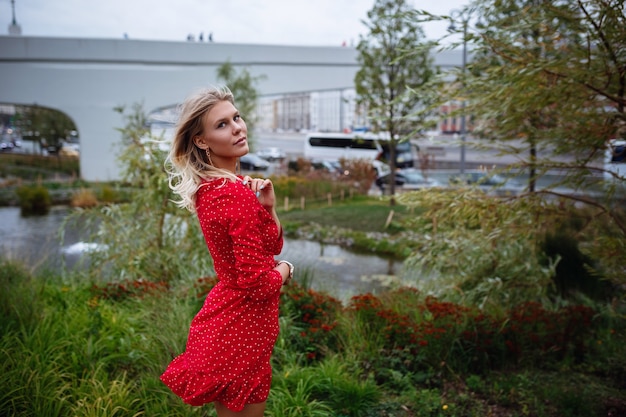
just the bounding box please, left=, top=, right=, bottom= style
left=438, top=0, right=625, bottom=232
left=216, top=60, right=265, bottom=150
left=14, top=105, right=77, bottom=152
left=397, top=0, right=625, bottom=300
left=397, top=187, right=624, bottom=307
left=398, top=189, right=557, bottom=309
left=355, top=0, right=438, bottom=199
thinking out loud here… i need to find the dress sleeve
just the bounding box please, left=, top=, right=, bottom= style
left=224, top=190, right=284, bottom=301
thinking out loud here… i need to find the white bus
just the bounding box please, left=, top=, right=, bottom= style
left=303, top=132, right=418, bottom=168
left=605, top=138, right=626, bottom=181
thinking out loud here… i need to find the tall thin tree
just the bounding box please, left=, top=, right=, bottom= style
left=355, top=0, right=436, bottom=203
left=459, top=0, right=625, bottom=203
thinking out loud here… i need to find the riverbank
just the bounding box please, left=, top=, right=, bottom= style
left=0, top=152, right=82, bottom=206
left=0, top=204, right=404, bottom=300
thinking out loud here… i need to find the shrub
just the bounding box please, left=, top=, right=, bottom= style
left=273, top=174, right=355, bottom=206
left=15, top=184, right=51, bottom=215
left=280, top=282, right=342, bottom=361
left=193, top=275, right=219, bottom=299
left=0, top=259, right=41, bottom=333
left=90, top=278, right=169, bottom=302
left=499, top=302, right=595, bottom=366
left=267, top=377, right=333, bottom=417
left=71, top=187, right=98, bottom=208
left=346, top=288, right=599, bottom=380
left=541, top=231, right=609, bottom=300
left=64, top=104, right=213, bottom=284
left=0, top=260, right=623, bottom=417
left=338, top=158, right=377, bottom=194
left=320, top=373, right=381, bottom=416
left=398, top=190, right=557, bottom=308
left=98, top=184, right=121, bottom=203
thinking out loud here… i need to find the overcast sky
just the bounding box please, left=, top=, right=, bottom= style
left=5, top=0, right=469, bottom=46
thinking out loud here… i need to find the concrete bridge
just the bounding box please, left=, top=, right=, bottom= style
left=0, top=36, right=461, bottom=181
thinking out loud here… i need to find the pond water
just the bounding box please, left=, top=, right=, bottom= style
left=0, top=206, right=405, bottom=300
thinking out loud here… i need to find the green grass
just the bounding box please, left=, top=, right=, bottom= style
left=280, top=195, right=419, bottom=233
left=0, top=152, right=80, bottom=178
left=1, top=251, right=625, bottom=417
left=278, top=196, right=428, bottom=258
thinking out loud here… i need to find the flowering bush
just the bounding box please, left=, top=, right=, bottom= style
left=459, top=311, right=506, bottom=370
left=280, top=282, right=342, bottom=361
left=499, top=302, right=595, bottom=365
left=347, top=292, right=425, bottom=378
left=90, top=278, right=169, bottom=302
left=347, top=293, right=386, bottom=333
left=346, top=288, right=598, bottom=377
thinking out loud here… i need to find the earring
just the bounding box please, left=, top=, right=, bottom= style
left=205, top=148, right=213, bottom=166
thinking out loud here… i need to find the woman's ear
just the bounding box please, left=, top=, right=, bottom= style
left=193, top=136, right=207, bottom=150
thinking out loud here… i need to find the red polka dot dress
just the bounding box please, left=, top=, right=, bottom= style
left=160, top=177, right=284, bottom=411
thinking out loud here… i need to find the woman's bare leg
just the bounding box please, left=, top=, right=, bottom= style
left=214, top=401, right=266, bottom=417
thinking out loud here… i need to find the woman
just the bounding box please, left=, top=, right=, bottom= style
left=161, top=86, right=294, bottom=417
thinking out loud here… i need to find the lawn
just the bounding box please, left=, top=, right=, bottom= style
left=280, top=195, right=419, bottom=233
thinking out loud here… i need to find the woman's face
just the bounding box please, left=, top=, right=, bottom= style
left=195, top=100, right=248, bottom=170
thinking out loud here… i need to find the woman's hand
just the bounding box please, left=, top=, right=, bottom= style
left=242, top=176, right=275, bottom=209
left=243, top=175, right=282, bottom=240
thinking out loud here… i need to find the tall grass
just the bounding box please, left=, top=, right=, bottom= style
left=1, top=257, right=625, bottom=416
left=0, top=262, right=209, bottom=416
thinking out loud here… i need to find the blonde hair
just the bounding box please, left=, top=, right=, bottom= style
left=165, top=86, right=239, bottom=212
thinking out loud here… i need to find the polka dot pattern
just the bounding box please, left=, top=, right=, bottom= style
left=161, top=177, right=284, bottom=412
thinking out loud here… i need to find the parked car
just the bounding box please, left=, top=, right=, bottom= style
left=376, top=168, right=441, bottom=192
left=58, top=145, right=79, bottom=157
left=450, top=170, right=523, bottom=195
left=377, top=140, right=419, bottom=168
left=0, top=141, right=14, bottom=152
left=240, top=153, right=270, bottom=171
left=311, top=159, right=349, bottom=177
left=256, top=147, right=286, bottom=162
left=372, top=160, right=390, bottom=178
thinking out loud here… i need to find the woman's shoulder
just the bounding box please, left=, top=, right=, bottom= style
left=196, top=176, right=253, bottom=205
left=198, top=176, right=241, bottom=193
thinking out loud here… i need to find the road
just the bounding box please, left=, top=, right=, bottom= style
left=9, top=127, right=604, bottom=192
left=254, top=132, right=304, bottom=159
left=255, top=131, right=530, bottom=169
left=253, top=131, right=615, bottom=195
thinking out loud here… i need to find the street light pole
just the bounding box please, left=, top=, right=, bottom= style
left=460, top=18, right=467, bottom=175
left=449, top=9, right=471, bottom=175
left=9, top=0, right=22, bottom=35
